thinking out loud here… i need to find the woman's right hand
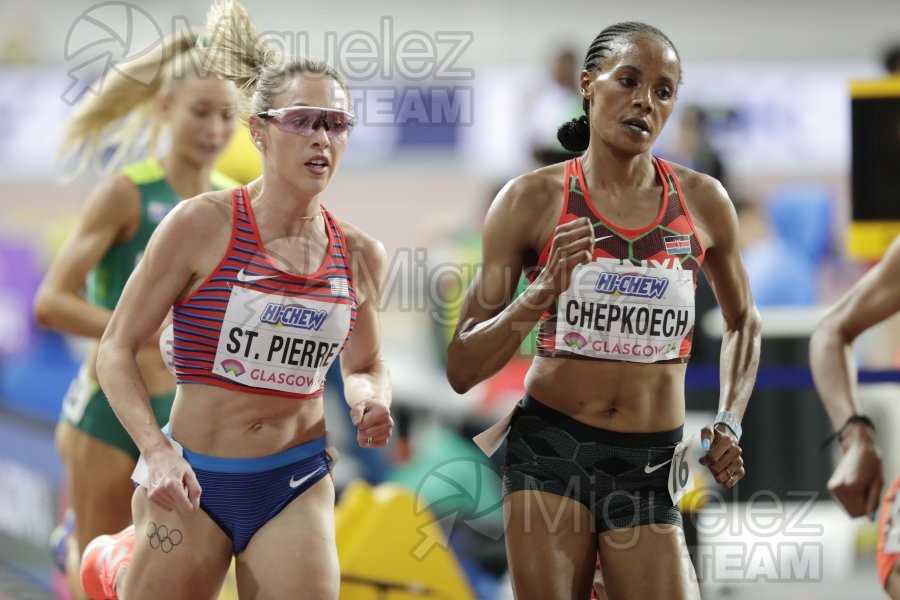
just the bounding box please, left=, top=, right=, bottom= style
left=538, top=216, right=595, bottom=297
left=146, top=446, right=202, bottom=513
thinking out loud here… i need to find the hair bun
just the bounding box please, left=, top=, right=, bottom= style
left=557, top=114, right=590, bottom=152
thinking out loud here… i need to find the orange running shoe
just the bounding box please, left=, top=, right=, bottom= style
left=80, top=525, right=135, bottom=600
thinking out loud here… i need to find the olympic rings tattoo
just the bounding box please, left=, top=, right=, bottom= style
left=147, top=521, right=183, bottom=553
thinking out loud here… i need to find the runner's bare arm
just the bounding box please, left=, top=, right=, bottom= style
left=809, top=239, right=900, bottom=517
left=692, top=175, right=761, bottom=424
left=340, top=226, right=393, bottom=447
left=687, top=174, right=759, bottom=486
left=811, top=237, right=900, bottom=429
left=97, top=196, right=224, bottom=458
left=340, top=226, right=391, bottom=411
left=446, top=174, right=593, bottom=393
left=34, top=175, right=140, bottom=338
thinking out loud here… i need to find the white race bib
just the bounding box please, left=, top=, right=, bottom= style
left=555, top=258, right=695, bottom=363
left=885, top=492, right=900, bottom=553
left=668, top=434, right=696, bottom=505
left=61, top=366, right=95, bottom=424
left=473, top=405, right=518, bottom=457
left=159, top=323, right=175, bottom=375
left=212, top=285, right=351, bottom=394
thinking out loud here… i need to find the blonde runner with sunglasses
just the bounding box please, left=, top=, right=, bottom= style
left=77, top=1, right=392, bottom=598
left=255, top=106, right=357, bottom=139
left=33, top=26, right=239, bottom=600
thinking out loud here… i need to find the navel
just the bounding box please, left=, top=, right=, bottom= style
left=599, top=403, right=620, bottom=418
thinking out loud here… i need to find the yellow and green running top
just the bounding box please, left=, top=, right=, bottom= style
left=86, top=157, right=238, bottom=310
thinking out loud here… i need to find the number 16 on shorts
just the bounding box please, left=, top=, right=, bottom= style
left=668, top=434, right=695, bottom=505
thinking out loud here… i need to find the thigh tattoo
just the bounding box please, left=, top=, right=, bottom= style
left=146, top=521, right=183, bottom=553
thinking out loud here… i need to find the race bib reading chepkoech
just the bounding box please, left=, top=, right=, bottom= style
left=555, top=258, right=695, bottom=363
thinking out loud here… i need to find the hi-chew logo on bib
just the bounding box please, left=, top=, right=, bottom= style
left=260, top=303, right=328, bottom=330
left=214, top=286, right=351, bottom=394
left=595, top=271, right=669, bottom=299
left=556, top=258, right=695, bottom=363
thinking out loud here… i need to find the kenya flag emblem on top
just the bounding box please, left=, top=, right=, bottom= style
left=664, top=234, right=691, bottom=255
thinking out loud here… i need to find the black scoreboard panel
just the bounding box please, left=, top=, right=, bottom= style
left=849, top=78, right=900, bottom=259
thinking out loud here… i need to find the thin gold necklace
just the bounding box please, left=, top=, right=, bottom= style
left=254, top=189, right=323, bottom=222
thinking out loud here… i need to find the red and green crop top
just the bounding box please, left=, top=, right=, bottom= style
left=528, top=157, right=705, bottom=364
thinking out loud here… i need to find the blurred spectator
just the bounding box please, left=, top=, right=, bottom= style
left=736, top=199, right=819, bottom=307
left=667, top=105, right=726, bottom=184
left=767, top=184, right=835, bottom=267
left=528, top=48, right=583, bottom=165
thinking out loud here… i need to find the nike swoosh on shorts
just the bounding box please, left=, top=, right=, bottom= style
left=643, top=458, right=673, bottom=474
left=289, top=468, right=322, bottom=489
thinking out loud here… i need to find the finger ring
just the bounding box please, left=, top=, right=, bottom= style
left=366, top=436, right=373, bottom=446
left=726, top=467, right=733, bottom=478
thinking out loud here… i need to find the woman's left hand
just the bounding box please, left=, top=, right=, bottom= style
left=699, top=424, right=744, bottom=489
left=349, top=401, right=393, bottom=448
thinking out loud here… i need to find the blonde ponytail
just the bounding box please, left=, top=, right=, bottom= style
left=201, top=0, right=280, bottom=116
left=201, top=0, right=349, bottom=125
left=60, top=29, right=207, bottom=176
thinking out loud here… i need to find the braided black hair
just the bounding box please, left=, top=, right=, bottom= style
left=557, top=22, right=681, bottom=152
